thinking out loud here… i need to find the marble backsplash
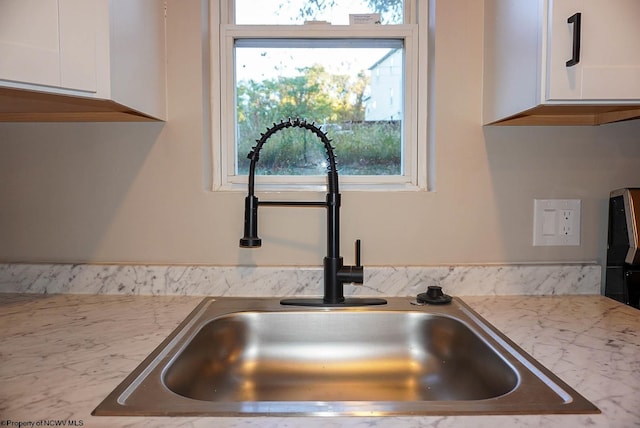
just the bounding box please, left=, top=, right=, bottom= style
left=0, top=263, right=601, bottom=296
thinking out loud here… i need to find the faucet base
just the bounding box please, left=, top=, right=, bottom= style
left=280, top=297, right=387, bottom=307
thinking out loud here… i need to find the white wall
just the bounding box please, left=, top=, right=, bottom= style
left=0, top=0, right=639, bottom=267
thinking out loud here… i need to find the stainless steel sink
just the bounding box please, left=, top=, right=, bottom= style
left=93, top=297, right=599, bottom=416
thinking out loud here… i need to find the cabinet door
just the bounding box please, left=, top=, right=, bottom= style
left=58, top=0, right=97, bottom=92
left=547, top=0, right=640, bottom=101
left=0, top=0, right=62, bottom=88
left=0, top=0, right=97, bottom=93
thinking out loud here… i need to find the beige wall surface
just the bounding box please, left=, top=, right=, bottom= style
left=1, top=0, right=639, bottom=267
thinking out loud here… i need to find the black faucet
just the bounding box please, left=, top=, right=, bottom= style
left=239, top=118, right=386, bottom=307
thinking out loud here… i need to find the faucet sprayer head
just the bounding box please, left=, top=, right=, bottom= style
left=239, top=236, right=261, bottom=248
left=239, top=195, right=261, bottom=248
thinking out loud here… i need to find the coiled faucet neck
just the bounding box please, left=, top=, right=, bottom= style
left=245, top=118, right=339, bottom=197
left=239, top=118, right=386, bottom=307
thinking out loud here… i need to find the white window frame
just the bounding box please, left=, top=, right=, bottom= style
left=210, top=0, right=429, bottom=192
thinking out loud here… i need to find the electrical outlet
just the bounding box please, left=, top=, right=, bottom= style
left=533, top=199, right=581, bottom=246
left=560, top=209, right=575, bottom=236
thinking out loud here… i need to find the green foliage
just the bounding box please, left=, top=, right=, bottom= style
left=237, top=120, right=401, bottom=176
left=332, top=121, right=401, bottom=175
left=236, top=64, right=401, bottom=176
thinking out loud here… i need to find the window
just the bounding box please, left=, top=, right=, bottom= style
left=211, top=0, right=429, bottom=190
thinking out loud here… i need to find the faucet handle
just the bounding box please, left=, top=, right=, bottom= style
left=337, top=240, right=364, bottom=286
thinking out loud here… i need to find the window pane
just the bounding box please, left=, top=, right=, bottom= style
left=235, top=0, right=404, bottom=25
left=235, top=39, right=403, bottom=176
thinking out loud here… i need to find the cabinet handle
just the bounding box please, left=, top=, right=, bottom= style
left=566, top=12, right=581, bottom=67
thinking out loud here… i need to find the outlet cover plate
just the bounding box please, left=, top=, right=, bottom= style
left=533, top=199, right=581, bottom=246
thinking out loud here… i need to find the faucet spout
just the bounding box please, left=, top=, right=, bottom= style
left=238, top=118, right=385, bottom=307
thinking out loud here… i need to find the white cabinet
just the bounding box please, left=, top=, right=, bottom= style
left=547, top=0, right=640, bottom=101
left=0, top=0, right=97, bottom=93
left=483, top=0, right=640, bottom=125
left=0, top=0, right=166, bottom=121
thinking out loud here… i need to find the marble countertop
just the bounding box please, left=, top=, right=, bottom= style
left=1, top=293, right=638, bottom=428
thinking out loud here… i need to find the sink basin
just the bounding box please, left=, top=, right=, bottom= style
left=93, top=297, right=599, bottom=416
left=164, top=312, right=517, bottom=402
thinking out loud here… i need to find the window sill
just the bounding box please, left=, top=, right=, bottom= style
left=214, top=178, right=426, bottom=193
